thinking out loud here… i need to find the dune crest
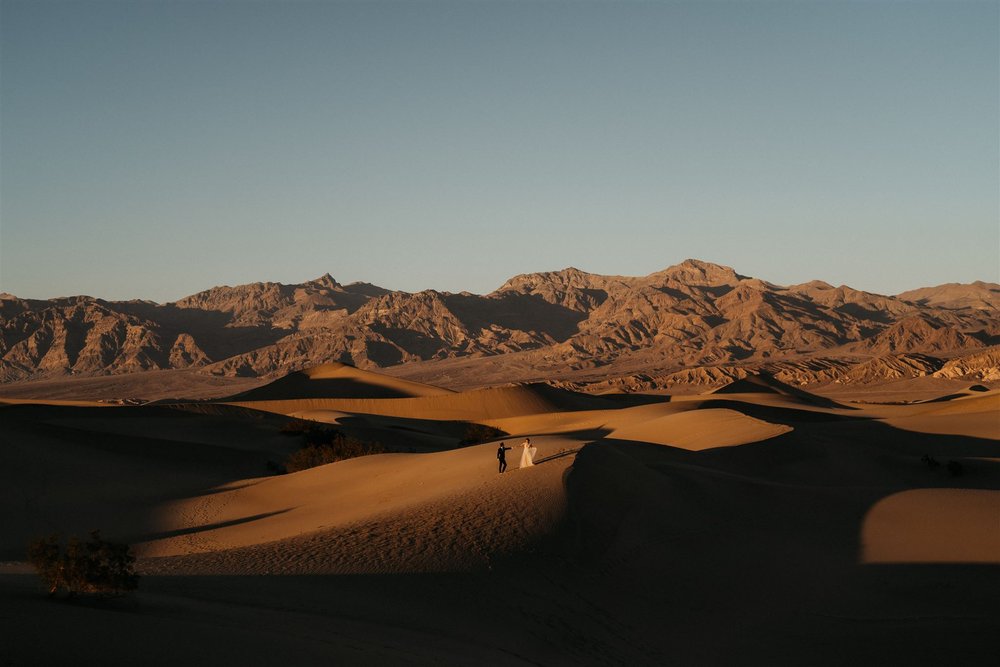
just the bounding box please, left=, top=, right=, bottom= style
left=226, top=361, right=453, bottom=401
left=608, top=408, right=792, bottom=450
left=225, top=381, right=613, bottom=421
left=711, top=372, right=845, bottom=409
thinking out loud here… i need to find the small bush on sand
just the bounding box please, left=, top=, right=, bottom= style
left=284, top=428, right=385, bottom=473
left=27, top=531, right=138, bottom=597
left=458, top=422, right=507, bottom=446
left=921, top=454, right=940, bottom=468
left=279, top=418, right=313, bottom=435
left=946, top=460, right=965, bottom=477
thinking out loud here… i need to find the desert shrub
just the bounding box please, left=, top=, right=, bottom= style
left=27, top=531, right=138, bottom=597
left=279, top=418, right=313, bottom=435
left=946, top=460, right=965, bottom=477
left=458, top=422, right=507, bottom=446
left=302, top=425, right=341, bottom=446
left=921, top=454, right=940, bottom=468
left=284, top=429, right=385, bottom=473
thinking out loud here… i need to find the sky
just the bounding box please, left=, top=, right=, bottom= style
left=1, top=0, right=997, bottom=302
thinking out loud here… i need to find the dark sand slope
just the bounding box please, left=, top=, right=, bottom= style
left=563, top=397, right=999, bottom=665
left=1, top=366, right=998, bottom=666
left=712, top=371, right=848, bottom=409
left=0, top=403, right=299, bottom=559
left=0, top=368, right=265, bottom=402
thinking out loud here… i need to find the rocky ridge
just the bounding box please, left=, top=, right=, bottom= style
left=2, top=260, right=997, bottom=388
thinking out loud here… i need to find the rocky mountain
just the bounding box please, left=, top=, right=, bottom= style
left=1, top=260, right=997, bottom=386
left=897, top=281, right=1000, bottom=311
left=933, top=346, right=1000, bottom=383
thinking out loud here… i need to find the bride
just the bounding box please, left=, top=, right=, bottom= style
left=519, top=437, right=536, bottom=468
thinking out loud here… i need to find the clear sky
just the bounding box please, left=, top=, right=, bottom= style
left=1, top=0, right=997, bottom=302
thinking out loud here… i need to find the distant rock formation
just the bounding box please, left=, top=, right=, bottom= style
left=933, top=346, right=1000, bottom=382
left=2, top=260, right=998, bottom=386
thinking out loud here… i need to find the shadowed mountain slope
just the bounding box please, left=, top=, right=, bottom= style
left=2, top=261, right=997, bottom=390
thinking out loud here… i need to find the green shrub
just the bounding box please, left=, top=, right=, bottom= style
left=27, top=531, right=138, bottom=597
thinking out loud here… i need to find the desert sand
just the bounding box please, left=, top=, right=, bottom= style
left=1, top=364, right=998, bottom=666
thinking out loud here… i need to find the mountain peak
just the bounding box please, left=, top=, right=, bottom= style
left=495, top=266, right=601, bottom=294
left=306, top=273, right=340, bottom=289
left=897, top=281, right=1000, bottom=311
left=789, top=279, right=836, bottom=291
left=2, top=262, right=995, bottom=384
left=651, top=259, right=742, bottom=285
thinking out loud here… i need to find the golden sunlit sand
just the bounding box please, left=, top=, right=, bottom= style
left=1, top=365, right=997, bottom=665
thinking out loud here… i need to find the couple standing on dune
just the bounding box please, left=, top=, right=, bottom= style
left=497, top=438, right=535, bottom=473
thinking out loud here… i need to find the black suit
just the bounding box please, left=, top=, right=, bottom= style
left=497, top=444, right=511, bottom=473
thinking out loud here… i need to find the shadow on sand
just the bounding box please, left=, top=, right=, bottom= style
left=133, top=509, right=294, bottom=544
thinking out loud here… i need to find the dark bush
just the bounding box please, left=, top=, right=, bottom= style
left=302, top=425, right=342, bottom=446
left=284, top=429, right=385, bottom=473
left=279, top=418, right=313, bottom=435
left=946, top=460, right=965, bottom=477
left=921, top=454, right=940, bottom=468
left=458, top=422, right=507, bottom=446
left=27, top=531, right=138, bottom=597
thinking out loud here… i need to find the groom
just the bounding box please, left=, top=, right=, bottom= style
left=496, top=441, right=512, bottom=473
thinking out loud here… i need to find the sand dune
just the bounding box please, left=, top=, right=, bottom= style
left=913, top=389, right=1000, bottom=416
left=916, top=383, right=993, bottom=404
left=712, top=374, right=785, bottom=395
left=139, top=437, right=574, bottom=564
left=226, top=361, right=454, bottom=401
left=284, top=408, right=352, bottom=424
left=0, top=397, right=109, bottom=407
left=140, top=443, right=575, bottom=575
left=713, top=372, right=845, bottom=409
left=607, top=407, right=792, bottom=450
left=486, top=400, right=793, bottom=450
left=3, top=362, right=999, bottom=666
left=225, top=381, right=613, bottom=421
left=0, top=403, right=299, bottom=558
left=0, top=369, right=263, bottom=402
left=883, top=391, right=1000, bottom=440
left=137, top=406, right=789, bottom=564
left=862, top=488, right=1000, bottom=563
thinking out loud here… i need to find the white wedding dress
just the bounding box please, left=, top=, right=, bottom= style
left=519, top=440, right=536, bottom=468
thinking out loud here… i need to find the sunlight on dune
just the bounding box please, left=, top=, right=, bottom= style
left=861, top=488, right=1000, bottom=564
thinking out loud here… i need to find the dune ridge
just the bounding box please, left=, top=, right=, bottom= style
left=224, top=381, right=614, bottom=421
left=225, top=361, right=453, bottom=401
left=2, top=360, right=999, bottom=666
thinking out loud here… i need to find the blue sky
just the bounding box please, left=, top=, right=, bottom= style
left=2, top=0, right=997, bottom=302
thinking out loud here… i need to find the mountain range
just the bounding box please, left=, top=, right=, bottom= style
left=2, top=259, right=998, bottom=389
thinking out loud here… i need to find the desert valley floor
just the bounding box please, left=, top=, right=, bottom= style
left=1, top=364, right=998, bottom=665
